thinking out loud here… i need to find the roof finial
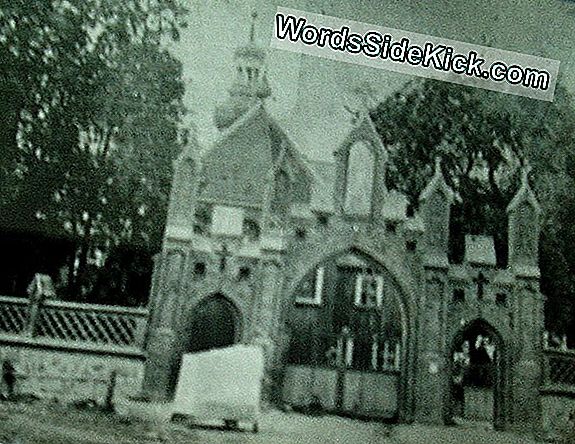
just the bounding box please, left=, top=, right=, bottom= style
left=249, top=11, right=258, bottom=43
left=434, top=156, right=442, bottom=175
left=351, top=81, right=377, bottom=112
left=521, top=159, right=532, bottom=187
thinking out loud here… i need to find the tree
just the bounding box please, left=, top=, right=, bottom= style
left=371, top=79, right=575, bottom=334
left=0, top=0, right=188, bottom=305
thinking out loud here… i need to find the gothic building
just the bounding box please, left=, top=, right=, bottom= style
left=141, top=27, right=544, bottom=432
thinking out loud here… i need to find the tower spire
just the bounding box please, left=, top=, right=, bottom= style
left=249, top=11, right=257, bottom=43
left=213, top=10, right=271, bottom=129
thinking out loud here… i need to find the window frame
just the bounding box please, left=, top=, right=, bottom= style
left=295, top=266, right=325, bottom=306
left=354, top=272, right=384, bottom=308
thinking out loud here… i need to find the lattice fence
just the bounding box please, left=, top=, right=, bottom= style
left=35, top=306, right=145, bottom=347
left=0, top=296, right=148, bottom=350
left=544, top=349, right=575, bottom=388
left=0, top=296, right=28, bottom=334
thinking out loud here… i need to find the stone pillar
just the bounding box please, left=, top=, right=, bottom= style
left=506, top=165, right=543, bottom=432
left=413, top=158, right=454, bottom=424
left=510, top=279, right=543, bottom=431
left=25, top=274, right=55, bottom=337
left=164, top=150, right=196, bottom=241
left=252, top=249, right=285, bottom=405
left=414, top=271, right=450, bottom=425
left=507, top=166, right=541, bottom=277
left=141, top=249, right=187, bottom=400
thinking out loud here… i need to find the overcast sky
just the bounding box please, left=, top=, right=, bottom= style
left=169, top=0, right=575, bottom=161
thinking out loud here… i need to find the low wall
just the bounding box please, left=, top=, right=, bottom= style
left=542, top=391, right=575, bottom=440
left=0, top=342, right=145, bottom=404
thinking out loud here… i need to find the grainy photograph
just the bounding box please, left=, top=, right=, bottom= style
left=0, top=0, right=575, bottom=442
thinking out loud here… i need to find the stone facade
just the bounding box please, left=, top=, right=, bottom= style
left=141, top=34, right=545, bottom=432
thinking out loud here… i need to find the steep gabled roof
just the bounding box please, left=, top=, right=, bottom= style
left=335, top=111, right=387, bottom=159
left=197, top=104, right=274, bottom=208
left=303, top=157, right=336, bottom=213
left=197, top=104, right=316, bottom=210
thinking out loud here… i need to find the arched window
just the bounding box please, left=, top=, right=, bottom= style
left=344, top=142, right=374, bottom=217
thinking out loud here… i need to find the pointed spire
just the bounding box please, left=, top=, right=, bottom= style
left=214, top=10, right=270, bottom=128
left=507, top=159, right=541, bottom=277
left=507, top=160, right=541, bottom=214
left=249, top=11, right=258, bottom=43
left=521, top=160, right=532, bottom=187
left=351, top=82, right=378, bottom=112
left=228, top=10, right=271, bottom=99
left=419, top=156, right=454, bottom=202
left=434, top=156, right=442, bottom=173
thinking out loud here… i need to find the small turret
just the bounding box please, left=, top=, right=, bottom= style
left=214, top=12, right=271, bottom=129
left=419, top=157, right=454, bottom=267
left=165, top=136, right=198, bottom=239
left=507, top=164, right=541, bottom=277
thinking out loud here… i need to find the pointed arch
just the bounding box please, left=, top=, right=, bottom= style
left=184, top=292, right=243, bottom=353
left=448, top=318, right=509, bottom=431
left=282, top=243, right=418, bottom=422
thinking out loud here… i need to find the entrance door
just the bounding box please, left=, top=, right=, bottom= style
left=187, top=294, right=238, bottom=353
left=283, top=252, right=404, bottom=419
left=449, top=320, right=506, bottom=430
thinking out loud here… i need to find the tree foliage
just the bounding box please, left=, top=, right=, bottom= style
left=0, top=0, right=188, bottom=305
left=371, top=78, right=575, bottom=334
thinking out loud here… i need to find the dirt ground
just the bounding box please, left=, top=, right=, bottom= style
left=0, top=400, right=565, bottom=444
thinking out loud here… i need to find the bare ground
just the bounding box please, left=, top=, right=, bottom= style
left=0, top=400, right=561, bottom=444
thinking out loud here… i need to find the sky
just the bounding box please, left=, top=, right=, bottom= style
left=168, top=0, right=575, bottom=161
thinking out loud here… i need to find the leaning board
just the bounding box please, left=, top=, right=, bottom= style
left=172, top=345, right=264, bottom=427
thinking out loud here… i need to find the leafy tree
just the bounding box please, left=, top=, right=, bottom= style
left=371, top=78, right=575, bottom=335
left=0, top=0, right=188, bottom=305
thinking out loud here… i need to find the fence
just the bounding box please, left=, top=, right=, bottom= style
left=0, top=295, right=148, bottom=354
left=543, top=348, right=575, bottom=391
left=542, top=331, right=575, bottom=392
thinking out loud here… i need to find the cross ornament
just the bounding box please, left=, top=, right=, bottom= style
left=473, top=272, right=489, bottom=300
left=217, top=243, right=232, bottom=272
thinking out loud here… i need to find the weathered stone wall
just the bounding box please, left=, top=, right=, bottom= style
left=0, top=344, right=144, bottom=404
left=542, top=393, right=575, bottom=440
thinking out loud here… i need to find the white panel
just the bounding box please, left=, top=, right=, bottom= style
left=211, top=205, right=244, bottom=237
left=173, top=345, right=264, bottom=423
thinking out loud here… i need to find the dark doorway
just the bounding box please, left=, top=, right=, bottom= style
left=449, top=320, right=506, bottom=430
left=187, top=294, right=239, bottom=353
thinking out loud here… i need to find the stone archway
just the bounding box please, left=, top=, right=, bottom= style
left=281, top=247, right=417, bottom=422
left=448, top=319, right=508, bottom=431
left=185, top=293, right=241, bottom=353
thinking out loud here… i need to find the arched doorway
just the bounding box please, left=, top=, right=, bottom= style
left=282, top=249, right=410, bottom=420
left=186, top=293, right=240, bottom=353
left=448, top=319, right=506, bottom=430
